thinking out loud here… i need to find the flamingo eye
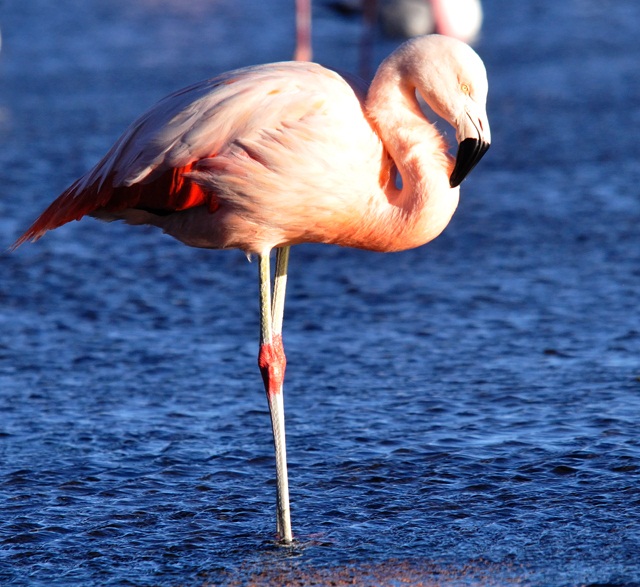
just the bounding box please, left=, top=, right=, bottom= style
left=460, top=83, right=470, bottom=95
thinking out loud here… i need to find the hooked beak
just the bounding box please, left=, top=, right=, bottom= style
left=449, top=109, right=491, bottom=188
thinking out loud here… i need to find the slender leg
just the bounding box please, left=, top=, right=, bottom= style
left=272, top=246, right=290, bottom=336
left=258, top=247, right=293, bottom=543
left=294, top=0, right=312, bottom=61
left=359, top=0, right=377, bottom=79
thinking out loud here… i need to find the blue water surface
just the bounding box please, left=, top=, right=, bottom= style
left=1, top=1, right=639, bottom=585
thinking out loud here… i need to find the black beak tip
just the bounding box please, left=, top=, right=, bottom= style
left=449, top=173, right=464, bottom=189
left=449, top=138, right=490, bottom=188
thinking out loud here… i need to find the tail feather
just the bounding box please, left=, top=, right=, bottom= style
left=11, top=176, right=109, bottom=250
left=11, top=162, right=217, bottom=250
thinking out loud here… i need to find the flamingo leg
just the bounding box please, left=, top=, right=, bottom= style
left=258, top=247, right=293, bottom=543
left=359, top=0, right=377, bottom=79
left=294, top=0, right=312, bottom=62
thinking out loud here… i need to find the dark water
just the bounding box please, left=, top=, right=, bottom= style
left=1, top=0, right=639, bottom=585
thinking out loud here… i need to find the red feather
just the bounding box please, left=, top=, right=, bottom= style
left=12, top=161, right=217, bottom=249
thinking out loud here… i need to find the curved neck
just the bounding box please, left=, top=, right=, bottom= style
left=359, top=59, right=458, bottom=252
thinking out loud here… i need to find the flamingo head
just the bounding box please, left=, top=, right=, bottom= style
left=409, top=35, right=491, bottom=187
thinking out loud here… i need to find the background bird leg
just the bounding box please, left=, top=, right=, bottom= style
left=294, top=0, right=312, bottom=61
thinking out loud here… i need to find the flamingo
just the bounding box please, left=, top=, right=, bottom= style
left=332, top=0, right=483, bottom=44
left=12, top=34, right=490, bottom=543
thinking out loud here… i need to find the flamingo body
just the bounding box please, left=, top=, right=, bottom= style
left=430, top=0, right=483, bottom=43
left=16, top=36, right=489, bottom=256
left=17, top=64, right=389, bottom=254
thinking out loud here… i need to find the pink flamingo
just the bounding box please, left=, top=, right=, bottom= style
left=338, top=0, right=483, bottom=44
left=13, top=34, right=490, bottom=543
